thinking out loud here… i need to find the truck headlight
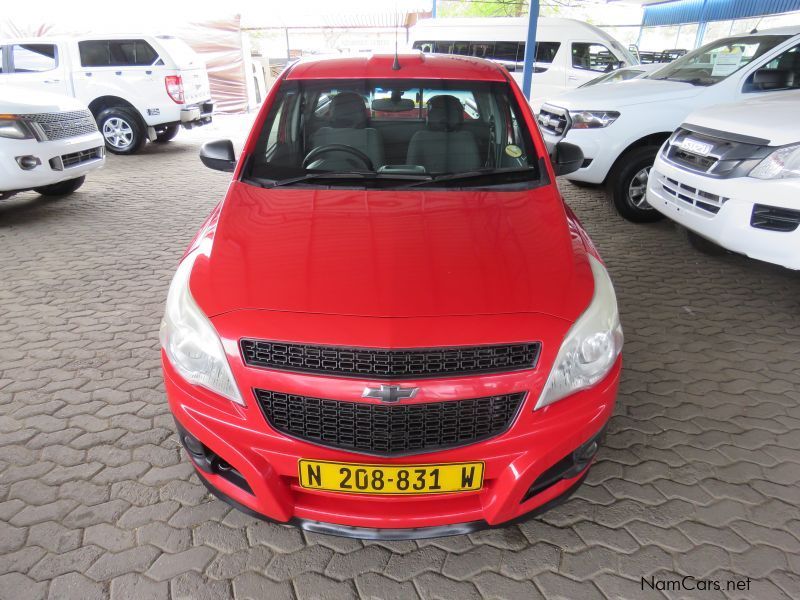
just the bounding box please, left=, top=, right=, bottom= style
left=535, top=255, right=623, bottom=410
left=0, top=115, right=36, bottom=140
left=749, top=143, right=800, bottom=180
left=570, top=111, right=620, bottom=129
left=160, top=247, right=243, bottom=405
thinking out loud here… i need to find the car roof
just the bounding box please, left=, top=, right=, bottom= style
left=285, top=53, right=508, bottom=82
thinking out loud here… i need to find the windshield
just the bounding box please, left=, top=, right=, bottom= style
left=245, top=78, right=540, bottom=188
left=647, top=34, right=790, bottom=86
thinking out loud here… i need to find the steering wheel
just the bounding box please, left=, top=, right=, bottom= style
left=302, top=144, right=374, bottom=171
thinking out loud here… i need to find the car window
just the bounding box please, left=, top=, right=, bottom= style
left=649, top=34, right=790, bottom=86
left=572, top=43, right=617, bottom=72
left=0, top=47, right=4, bottom=73
left=413, top=40, right=559, bottom=72
left=743, top=43, right=800, bottom=92
left=12, top=44, right=57, bottom=73
left=79, top=40, right=159, bottom=67
left=247, top=78, right=539, bottom=187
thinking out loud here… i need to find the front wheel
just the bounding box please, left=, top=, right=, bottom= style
left=97, top=107, right=146, bottom=155
left=154, top=124, right=180, bottom=143
left=607, top=146, right=664, bottom=223
left=34, top=176, right=86, bottom=196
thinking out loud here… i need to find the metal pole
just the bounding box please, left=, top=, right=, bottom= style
left=432, top=0, right=437, bottom=18
left=694, top=0, right=709, bottom=48
left=285, top=28, right=290, bottom=61
left=521, top=0, right=540, bottom=100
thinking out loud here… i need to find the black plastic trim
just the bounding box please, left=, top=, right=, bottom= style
left=195, top=467, right=588, bottom=540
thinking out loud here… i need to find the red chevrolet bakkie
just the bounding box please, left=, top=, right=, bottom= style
left=161, top=53, right=623, bottom=539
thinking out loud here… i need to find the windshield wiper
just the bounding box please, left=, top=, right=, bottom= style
left=257, top=171, right=433, bottom=188
left=402, top=167, right=538, bottom=188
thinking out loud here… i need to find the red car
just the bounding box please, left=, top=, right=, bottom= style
left=161, top=53, right=623, bottom=539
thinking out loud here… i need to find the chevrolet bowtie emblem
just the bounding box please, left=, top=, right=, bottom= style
left=362, top=385, right=418, bottom=403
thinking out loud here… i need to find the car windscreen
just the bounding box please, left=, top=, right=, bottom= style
left=647, top=34, right=790, bottom=86
left=244, top=78, right=541, bottom=189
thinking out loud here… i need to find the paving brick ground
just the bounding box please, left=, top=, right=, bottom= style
left=1, top=122, right=799, bottom=599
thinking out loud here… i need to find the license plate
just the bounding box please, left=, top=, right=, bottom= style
left=298, top=459, right=484, bottom=495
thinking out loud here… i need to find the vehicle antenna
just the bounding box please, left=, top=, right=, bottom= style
left=393, top=6, right=401, bottom=70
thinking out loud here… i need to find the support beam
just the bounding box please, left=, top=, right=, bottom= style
left=521, top=1, right=540, bottom=100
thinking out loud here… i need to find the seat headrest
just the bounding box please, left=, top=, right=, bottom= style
left=426, top=95, right=464, bottom=131
left=330, top=92, right=368, bottom=128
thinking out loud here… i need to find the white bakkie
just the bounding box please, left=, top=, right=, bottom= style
left=0, top=35, right=213, bottom=154
left=647, top=92, right=800, bottom=270
left=538, top=26, right=800, bottom=222
left=0, top=85, right=105, bottom=199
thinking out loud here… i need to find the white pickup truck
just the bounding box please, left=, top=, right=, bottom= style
left=647, top=92, right=800, bottom=270
left=538, top=26, right=800, bottom=222
left=1, top=86, right=105, bottom=199
left=0, top=35, right=213, bottom=154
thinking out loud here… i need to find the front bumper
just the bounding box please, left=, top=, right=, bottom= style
left=0, top=131, right=105, bottom=193
left=647, top=157, right=800, bottom=270
left=163, top=343, right=620, bottom=535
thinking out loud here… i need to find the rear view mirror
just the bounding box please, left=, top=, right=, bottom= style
left=200, top=139, right=236, bottom=172
left=552, top=141, right=584, bottom=177
left=371, top=98, right=416, bottom=112
left=750, top=68, right=787, bottom=91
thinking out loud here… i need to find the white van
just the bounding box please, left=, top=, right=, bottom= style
left=0, top=35, right=213, bottom=154
left=408, top=17, right=637, bottom=105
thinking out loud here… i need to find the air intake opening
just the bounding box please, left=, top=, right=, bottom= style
left=175, top=420, right=253, bottom=494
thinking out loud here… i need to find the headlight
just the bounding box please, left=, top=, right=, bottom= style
left=570, top=111, right=620, bottom=129
left=749, top=143, right=800, bottom=180
left=160, top=248, right=243, bottom=405
left=535, top=255, right=623, bottom=410
left=0, top=115, right=36, bottom=140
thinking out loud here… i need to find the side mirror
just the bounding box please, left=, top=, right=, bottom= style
left=200, top=139, right=236, bottom=172
left=552, top=141, right=584, bottom=177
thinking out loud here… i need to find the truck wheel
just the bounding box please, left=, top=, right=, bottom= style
left=607, top=146, right=664, bottom=223
left=34, top=176, right=86, bottom=196
left=155, top=124, right=180, bottom=143
left=686, top=230, right=727, bottom=256
left=97, top=107, right=146, bottom=155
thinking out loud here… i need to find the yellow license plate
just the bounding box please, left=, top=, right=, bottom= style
left=298, top=459, right=484, bottom=495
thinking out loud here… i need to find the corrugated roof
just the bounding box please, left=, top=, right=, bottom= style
left=643, top=0, right=800, bottom=26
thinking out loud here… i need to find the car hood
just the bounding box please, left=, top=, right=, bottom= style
left=683, top=90, right=800, bottom=146
left=0, top=85, right=90, bottom=114
left=543, top=78, right=703, bottom=111
left=190, top=181, right=594, bottom=323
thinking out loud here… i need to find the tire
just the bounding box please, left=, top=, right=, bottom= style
left=154, top=123, right=180, bottom=143
left=97, top=106, right=146, bottom=155
left=607, top=145, right=665, bottom=223
left=686, top=229, right=727, bottom=256
left=34, top=176, right=86, bottom=196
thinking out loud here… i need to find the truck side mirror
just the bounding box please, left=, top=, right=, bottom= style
left=552, top=141, right=584, bottom=177
left=200, top=139, right=236, bottom=172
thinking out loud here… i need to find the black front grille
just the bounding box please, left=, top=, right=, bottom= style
left=751, top=204, right=800, bottom=232
left=255, top=389, right=525, bottom=455
left=241, top=340, right=540, bottom=379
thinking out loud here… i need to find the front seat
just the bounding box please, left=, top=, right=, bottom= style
left=310, top=92, right=385, bottom=169
left=406, top=95, right=481, bottom=173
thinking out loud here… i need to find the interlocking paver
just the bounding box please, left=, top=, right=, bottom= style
left=1, top=126, right=798, bottom=599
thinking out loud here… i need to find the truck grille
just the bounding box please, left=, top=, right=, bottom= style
left=20, top=110, right=98, bottom=141
left=751, top=205, right=800, bottom=233
left=654, top=171, right=728, bottom=216
left=255, top=389, right=525, bottom=455
left=662, top=127, right=772, bottom=179
left=240, top=341, right=540, bottom=379
left=537, top=107, right=569, bottom=135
